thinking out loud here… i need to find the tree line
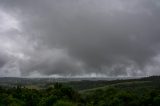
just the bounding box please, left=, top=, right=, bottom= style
left=1, top=82, right=160, bottom=106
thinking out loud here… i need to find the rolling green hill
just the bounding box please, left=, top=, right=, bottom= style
left=1, top=76, right=160, bottom=106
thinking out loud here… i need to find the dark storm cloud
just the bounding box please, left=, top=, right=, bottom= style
left=0, top=53, right=8, bottom=68
left=0, top=0, right=160, bottom=77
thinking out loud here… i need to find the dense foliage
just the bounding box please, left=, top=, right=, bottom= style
left=1, top=76, right=160, bottom=106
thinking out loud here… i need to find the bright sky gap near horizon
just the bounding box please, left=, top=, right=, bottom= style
left=0, top=0, right=160, bottom=77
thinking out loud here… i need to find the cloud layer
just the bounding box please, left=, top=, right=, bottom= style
left=0, top=0, right=160, bottom=77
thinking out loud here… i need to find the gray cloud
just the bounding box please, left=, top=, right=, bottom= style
left=0, top=53, right=8, bottom=68
left=0, top=0, right=160, bottom=77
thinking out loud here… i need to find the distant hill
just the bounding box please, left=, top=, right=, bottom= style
left=1, top=76, right=160, bottom=106
left=0, top=76, right=160, bottom=90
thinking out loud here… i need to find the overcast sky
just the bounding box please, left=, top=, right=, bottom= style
left=0, top=0, right=160, bottom=77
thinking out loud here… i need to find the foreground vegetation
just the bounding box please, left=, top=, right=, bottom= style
left=1, top=76, right=160, bottom=106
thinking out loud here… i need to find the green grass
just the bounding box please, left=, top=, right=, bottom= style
left=80, top=81, right=153, bottom=93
